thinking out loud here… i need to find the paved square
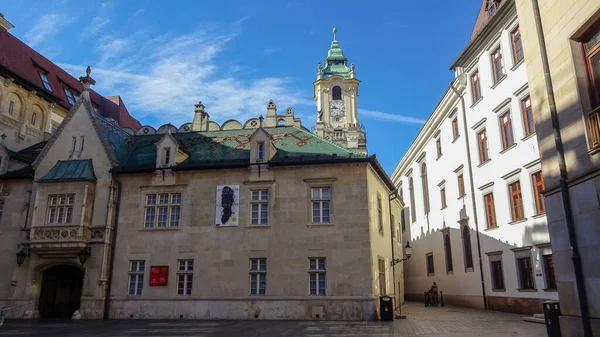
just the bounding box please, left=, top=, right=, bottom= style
left=0, top=302, right=546, bottom=336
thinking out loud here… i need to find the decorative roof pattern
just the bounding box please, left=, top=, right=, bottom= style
left=40, top=159, right=97, bottom=182
left=95, top=113, right=132, bottom=161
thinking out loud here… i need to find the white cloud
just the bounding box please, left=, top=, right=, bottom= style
left=360, top=109, right=426, bottom=125
left=25, top=13, right=66, bottom=47
left=83, top=17, right=111, bottom=36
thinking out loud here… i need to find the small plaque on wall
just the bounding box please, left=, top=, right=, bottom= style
left=149, top=265, right=169, bottom=286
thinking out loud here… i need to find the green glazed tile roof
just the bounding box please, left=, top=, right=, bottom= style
left=117, top=126, right=366, bottom=171
left=40, top=159, right=97, bottom=182
left=8, top=141, right=47, bottom=164
left=320, top=27, right=351, bottom=80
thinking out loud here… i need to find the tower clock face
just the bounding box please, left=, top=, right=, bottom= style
left=330, top=100, right=345, bottom=116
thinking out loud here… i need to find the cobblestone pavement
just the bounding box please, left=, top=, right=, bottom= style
left=0, top=302, right=546, bottom=336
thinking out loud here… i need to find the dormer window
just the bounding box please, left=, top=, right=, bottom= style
left=257, top=142, right=264, bottom=161
left=164, top=148, right=171, bottom=166
left=39, top=71, right=52, bottom=92
left=332, top=86, right=342, bottom=100
left=64, top=87, right=76, bottom=105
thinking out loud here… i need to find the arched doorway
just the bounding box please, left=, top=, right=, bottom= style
left=38, top=265, right=84, bottom=318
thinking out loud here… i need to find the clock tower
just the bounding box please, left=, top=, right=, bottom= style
left=314, top=26, right=367, bottom=154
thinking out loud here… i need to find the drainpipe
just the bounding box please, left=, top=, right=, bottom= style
left=103, top=175, right=122, bottom=319
left=531, top=0, right=592, bottom=335
left=449, top=80, right=487, bottom=310
left=388, top=191, right=398, bottom=311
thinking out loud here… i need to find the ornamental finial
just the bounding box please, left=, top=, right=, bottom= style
left=333, top=25, right=337, bottom=41
left=79, top=65, right=96, bottom=91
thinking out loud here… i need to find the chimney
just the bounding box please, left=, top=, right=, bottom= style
left=0, top=13, right=14, bottom=31
left=192, top=101, right=209, bottom=131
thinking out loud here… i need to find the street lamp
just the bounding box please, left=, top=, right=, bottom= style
left=78, top=247, right=91, bottom=265
left=391, top=241, right=412, bottom=266
left=16, top=248, right=30, bottom=267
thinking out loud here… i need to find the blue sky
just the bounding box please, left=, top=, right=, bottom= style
left=4, top=0, right=482, bottom=173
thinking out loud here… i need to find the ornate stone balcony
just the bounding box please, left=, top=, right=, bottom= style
left=590, top=106, right=600, bottom=150
left=28, top=225, right=91, bottom=257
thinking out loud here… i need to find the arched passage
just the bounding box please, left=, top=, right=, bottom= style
left=38, top=264, right=84, bottom=318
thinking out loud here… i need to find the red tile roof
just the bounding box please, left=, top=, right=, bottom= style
left=0, top=29, right=141, bottom=131
left=469, top=1, right=490, bottom=42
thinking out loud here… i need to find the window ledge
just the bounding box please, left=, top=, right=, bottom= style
left=484, top=226, right=499, bottom=232
left=589, top=145, right=600, bottom=156
left=517, top=288, right=538, bottom=292
left=140, top=227, right=180, bottom=231
left=457, top=195, right=466, bottom=200
left=427, top=273, right=435, bottom=277
left=477, top=159, right=491, bottom=168
left=509, top=218, right=528, bottom=225
left=470, top=97, right=484, bottom=109
left=452, top=135, right=461, bottom=143
left=491, top=75, right=507, bottom=89
left=499, top=143, right=517, bottom=154
left=307, top=223, right=335, bottom=228
left=446, top=270, right=454, bottom=275
left=511, top=58, right=525, bottom=71
left=465, top=267, right=474, bottom=273
left=532, top=213, right=546, bottom=219
left=492, top=288, right=506, bottom=292
left=440, top=206, right=447, bottom=211
left=543, top=288, right=558, bottom=292
left=246, top=225, right=272, bottom=229
left=521, top=132, right=536, bottom=142
left=436, top=154, right=443, bottom=161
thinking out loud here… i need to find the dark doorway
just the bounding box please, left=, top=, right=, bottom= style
left=39, top=265, right=83, bottom=318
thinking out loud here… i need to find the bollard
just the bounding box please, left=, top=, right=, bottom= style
left=440, top=291, right=444, bottom=307
left=424, top=292, right=428, bottom=307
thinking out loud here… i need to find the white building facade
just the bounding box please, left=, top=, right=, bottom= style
left=391, top=0, right=558, bottom=314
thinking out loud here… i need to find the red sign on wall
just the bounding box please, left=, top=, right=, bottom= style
left=149, top=265, right=169, bottom=286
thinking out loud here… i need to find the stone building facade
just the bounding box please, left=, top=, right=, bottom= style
left=515, top=0, right=600, bottom=335
left=391, top=0, right=558, bottom=315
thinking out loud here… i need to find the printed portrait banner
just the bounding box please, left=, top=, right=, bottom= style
left=215, top=185, right=240, bottom=227
left=149, top=265, right=169, bottom=286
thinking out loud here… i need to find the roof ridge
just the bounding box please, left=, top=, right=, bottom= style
left=291, top=125, right=366, bottom=157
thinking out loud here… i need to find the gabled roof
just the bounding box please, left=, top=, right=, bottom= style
left=7, top=141, right=47, bottom=164
left=0, top=29, right=141, bottom=131
left=40, top=159, right=96, bottom=182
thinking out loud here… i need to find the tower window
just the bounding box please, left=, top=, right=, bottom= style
left=332, top=86, right=342, bottom=100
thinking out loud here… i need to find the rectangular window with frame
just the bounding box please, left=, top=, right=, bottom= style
left=177, top=259, right=193, bottom=296
left=491, top=47, right=504, bottom=83
left=378, top=258, right=386, bottom=295
left=39, top=71, right=52, bottom=92
left=8, top=101, right=14, bottom=115
left=144, top=193, right=181, bottom=228
left=257, top=142, right=264, bottom=161
left=31, top=112, right=36, bottom=126
left=484, top=192, right=497, bottom=228
left=436, top=137, right=442, bottom=158
left=377, top=193, right=384, bottom=233
left=458, top=174, right=465, bottom=197
left=517, top=256, right=535, bottom=289
left=311, top=187, right=331, bottom=223
left=440, top=187, right=447, bottom=209
left=163, top=148, right=171, bottom=166
left=309, top=258, right=326, bottom=296
left=543, top=254, right=557, bottom=290
left=426, top=253, right=434, bottom=275
left=584, top=27, right=600, bottom=109
left=251, top=190, right=269, bottom=225
left=250, top=258, right=267, bottom=295
left=64, top=88, right=76, bottom=105
left=509, top=181, right=525, bottom=221
left=532, top=171, right=546, bottom=215
left=478, top=129, right=489, bottom=163
left=521, top=96, right=535, bottom=136
left=452, top=117, right=460, bottom=139
left=511, top=27, right=524, bottom=64
left=491, top=260, right=505, bottom=290
left=471, top=71, right=482, bottom=103
left=500, top=112, right=514, bottom=149
left=128, top=260, right=145, bottom=296
left=47, top=194, right=74, bottom=224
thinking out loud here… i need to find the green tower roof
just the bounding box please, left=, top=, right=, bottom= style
left=320, top=26, right=352, bottom=80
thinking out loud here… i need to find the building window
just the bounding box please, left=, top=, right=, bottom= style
left=250, top=258, right=267, bottom=295
left=399, top=182, right=403, bottom=203
left=511, top=27, right=524, bottom=64
left=51, top=127, right=57, bottom=135
left=47, top=194, right=74, bottom=224
left=452, top=117, right=460, bottom=139
left=39, top=71, right=52, bottom=91
left=478, top=129, right=489, bottom=163
left=491, top=260, right=505, bottom=290
left=409, top=177, right=416, bottom=223
left=463, top=226, right=474, bottom=269
left=71, top=136, right=77, bottom=154
left=64, top=88, right=76, bottom=105
left=491, top=47, right=504, bottom=83
left=377, top=193, right=384, bottom=233
left=309, top=258, right=326, bottom=296
left=444, top=234, right=453, bottom=273
left=509, top=181, right=525, bottom=221
left=457, top=174, right=465, bottom=197
left=440, top=186, right=447, bottom=209
left=8, top=101, right=14, bottom=115
left=401, top=209, right=406, bottom=232
left=177, top=260, right=193, bottom=296
left=543, top=254, right=557, bottom=290
left=421, top=163, right=430, bottom=215
left=378, top=258, right=387, bottom=294
left=471, top=71, right=482, bottom=103
left=128, top=260, right=145, bottom=296
left=484, top=192, right=497, bottom=229
left=436, top=138, right=442, bottom=158
left=517, top=256, right=535, bottom=289
left=426, top=253, right=434, bottom=276
left=332, top=86, right=342, bottom=100
left=585, top=27, right=600, bottom=109
left=311, top=187, right=331, bottom=223
left=31, top=112, right=37, bottom=125
left=0, top=200, right=4, bottom=224
left=500, top=112, right=514, bottom=149
left=257, top=142, right=264, bottom=161
left=251, top=190, right=269, bottom=225
left=531, top=171, right=545, bottom=214
left=163, top=148, right=171, bottom=166
left=144, top=193, right=181, bottom=228
left=522, top=96, right=535, bottom=136
left=79, top=136, right=85, bottom=153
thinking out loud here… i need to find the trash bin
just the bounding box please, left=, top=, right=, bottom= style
left=380, top=296, right=394, bottom=321
left=543, top=300, right=561, bottom=337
